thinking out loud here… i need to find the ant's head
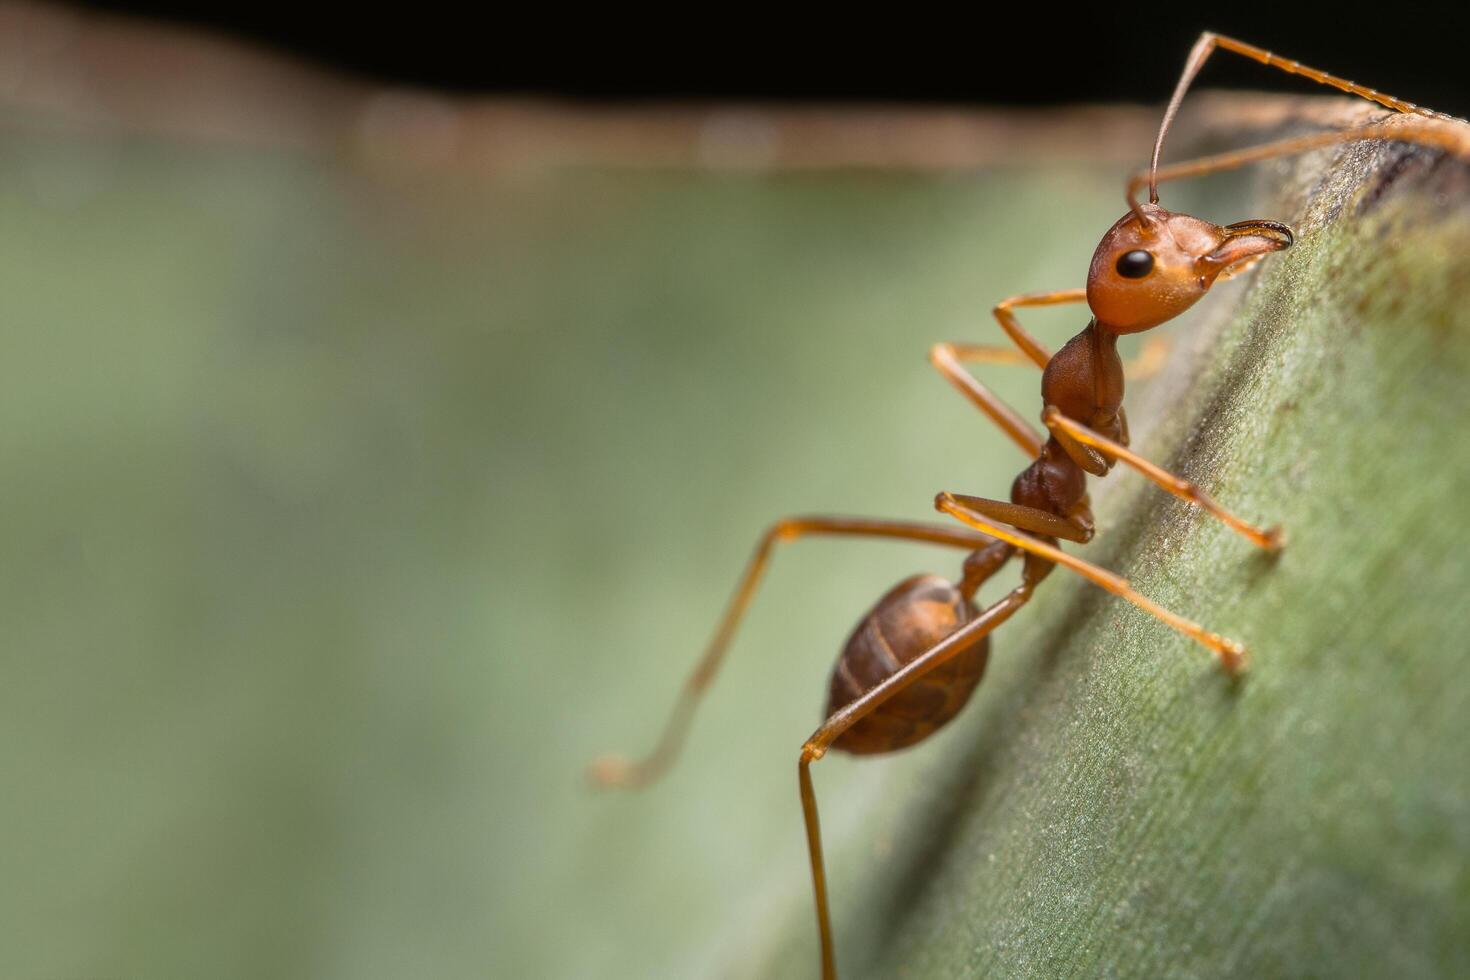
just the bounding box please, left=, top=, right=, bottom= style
left=1086, top=203, right=1293, bottom=333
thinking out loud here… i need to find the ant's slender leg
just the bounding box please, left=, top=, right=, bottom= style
left=588, top=516, right=1005, bottom=789
left=940, top=343, right=1033, bottom=368
left=1131, top=117, right=1470, bottom=216
left=1125, top=336, right=1171, bottom=381
left=946, top=335, right=1171, bottom=380
left=991, top=288, right=1087, bottom=367
left=1042, top=406, right=1111, bottom=477
left=1043, top=408, right=1283, bottom=551
left=799, top=578, right=1037, bottom=980
left=928, top=291, right=1092, bottom=457
left=942, top=492, right=1092, bottom=543
left=936, top=491, right=1247, bottom=672
left=929, top=342, right=1044, bottom=457
left=1148, top=31, right=1462, bottom=205
left=934, top=289, right=1172, bottom=456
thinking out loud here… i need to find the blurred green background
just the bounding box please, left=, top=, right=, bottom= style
left=0, top=112, right=1171, bottom=978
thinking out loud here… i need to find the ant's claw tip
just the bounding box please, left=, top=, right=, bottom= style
left=1252, top=528, right=1287, bottom=552
left=1203, top=631, right=1248, bottom=674
left=587, top=754, right=633, bottom=788
left=1220, top=641, right=1249, bottom=675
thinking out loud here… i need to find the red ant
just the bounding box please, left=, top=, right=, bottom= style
left=590, top=33, right=1470, bottom=980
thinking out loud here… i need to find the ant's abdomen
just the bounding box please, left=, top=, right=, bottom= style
left=826, top=575, right=989, bottom=755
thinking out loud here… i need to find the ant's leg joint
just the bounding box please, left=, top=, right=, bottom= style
left=1215, top=639, right=1249, bottom=676
left=587, top=754, right=633, bottom=788
left=771, top=519, right=802, bottom=543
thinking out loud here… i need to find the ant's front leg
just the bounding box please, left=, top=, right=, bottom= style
left=992, top=288, right=1085, bottom=367
left=928, top=341, right=1044, bottom=458
left=1042, top=408, right=1283, bottom=551
left=1130, top=30, right=1470, bottom=223
left=939, top=335, right=1172, bottom=383
left=931, top=288, right=1171, bottom=457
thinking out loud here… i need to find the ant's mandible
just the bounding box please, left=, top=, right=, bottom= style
left=590, top=33, right=1470, bottom=980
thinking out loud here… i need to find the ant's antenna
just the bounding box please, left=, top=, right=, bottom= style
left=1149, top=34, right=1216, bottom=209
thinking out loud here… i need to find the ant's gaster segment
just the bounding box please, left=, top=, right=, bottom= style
left=591, top=32, right=1470, bottom=980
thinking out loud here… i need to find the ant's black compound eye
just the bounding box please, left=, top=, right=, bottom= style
left=1115, top=250, right=1154, bottom=279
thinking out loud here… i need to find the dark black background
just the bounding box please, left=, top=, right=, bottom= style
left=76, top=3, right=1470, bottom=115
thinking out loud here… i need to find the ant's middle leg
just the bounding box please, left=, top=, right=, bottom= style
left=588, top=515, right=1007, bottom=789
left=1043, top=407, right=1283, bottom=551
left=943, top=491, right=1093, bottom=544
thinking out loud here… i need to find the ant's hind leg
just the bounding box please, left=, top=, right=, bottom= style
left=588, top=516, right=1004, bottom=789
left=1042, top=408, right=1282, bottom=551
left=798, top=581, right=1034, bottom=980
left=936, top=491, right=1247, bottom=672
